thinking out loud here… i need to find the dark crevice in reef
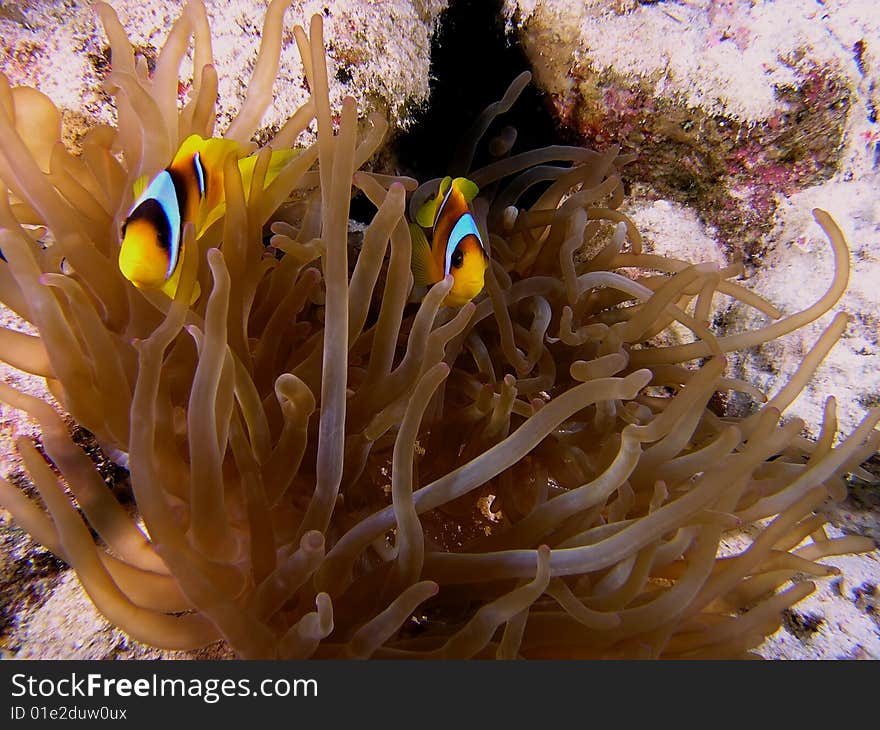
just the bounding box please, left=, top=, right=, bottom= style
left=782, top=609, right=824, bottom=641
left=358, top=0, right=565, bottom=222
left=68, top=426, right=134, bottom=506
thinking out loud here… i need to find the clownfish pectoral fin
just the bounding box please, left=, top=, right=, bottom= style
left=415, top=196, right=439, bottom=229
left=409, top=223, right=435, bottom=287
left=160, top=273, right=201, bottom=303
left=132, top=173, right=150, bottom=200
left=452, top=177, right=479, bottom=203
left=159, top=249, right=201, bottom=304
left=415, top=176, right=453, bottom=228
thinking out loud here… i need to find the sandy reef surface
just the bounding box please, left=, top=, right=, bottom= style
left=0, top=0, right=878, bottom=659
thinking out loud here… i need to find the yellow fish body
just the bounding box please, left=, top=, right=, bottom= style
left=409, top=176, right=488, bottom=307
left=118, top=134, right=295, bottom=299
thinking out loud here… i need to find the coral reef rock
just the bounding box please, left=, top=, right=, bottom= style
left=505, top=0, right=880, bottom=439
left=0, top=0, right=447, bottom=148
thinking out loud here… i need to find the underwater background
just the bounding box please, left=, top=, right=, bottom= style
left=0, top=0, right=877, bottom=659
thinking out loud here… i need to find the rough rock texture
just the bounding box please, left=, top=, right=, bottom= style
left=504, top=0, right=880, bottom=438
left=505, top=0, right=879, bottom=658
left=504, top=0, right=868, bottom=248
left=0, top=0, right=447, bottom=148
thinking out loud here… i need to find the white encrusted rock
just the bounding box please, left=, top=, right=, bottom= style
left=0, top=0, right=446, bottom=146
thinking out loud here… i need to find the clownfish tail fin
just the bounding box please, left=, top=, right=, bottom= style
left=238, top=147, right=299, bottom=194
left=263, top=148, right=300, bottom=188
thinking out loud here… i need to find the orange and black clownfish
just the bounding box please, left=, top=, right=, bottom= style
left=409, top=175, right=489, bottom=307
left=118, top=134, right=295, bottom=300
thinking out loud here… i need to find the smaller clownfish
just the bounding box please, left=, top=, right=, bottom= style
left=119, top=134, right=295, bottom=300
left=409, top=175, right=489, bottom=307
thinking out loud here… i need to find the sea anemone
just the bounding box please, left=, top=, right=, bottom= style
left=0, top=0, right=876, bottom=659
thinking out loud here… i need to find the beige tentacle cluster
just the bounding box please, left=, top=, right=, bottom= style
left=0, top=1, right=874, bottom=659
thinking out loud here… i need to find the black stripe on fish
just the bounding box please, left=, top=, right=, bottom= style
left=127, top=198, right=173, bottom=252
left=166, top=167, right=190, bottom=221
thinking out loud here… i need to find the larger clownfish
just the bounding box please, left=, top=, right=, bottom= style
left=118, top=134, right=295, bottom=300
left=409, top=175, right=489, bottom=307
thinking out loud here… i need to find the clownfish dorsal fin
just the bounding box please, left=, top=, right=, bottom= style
left=452, top=177, right=479, bottom=203
left=176, top=135, right=243, bottom=234
left=438, top=175, right=452, bottom=197
left=132, top=173, right=149, bottom=200
left=174, top=134, right=245, bottom=176
left=159, top=240, right=202, bottom=304
left=172, top=133, right=244, bottom=164
left=201, top=138, right=245, bottom=169
left=409, top=222, right=434, bottom=287
left=172, top=134, right=209, bottom=165
left=416, top=176, right=453, bottom=228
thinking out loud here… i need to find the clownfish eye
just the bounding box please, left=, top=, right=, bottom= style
left=451, top=248, right=464, bottom=269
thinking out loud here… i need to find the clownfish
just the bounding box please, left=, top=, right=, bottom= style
left=118, top=134, right=295, bottom=300
left=409, top=175, right=489, bottom=307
